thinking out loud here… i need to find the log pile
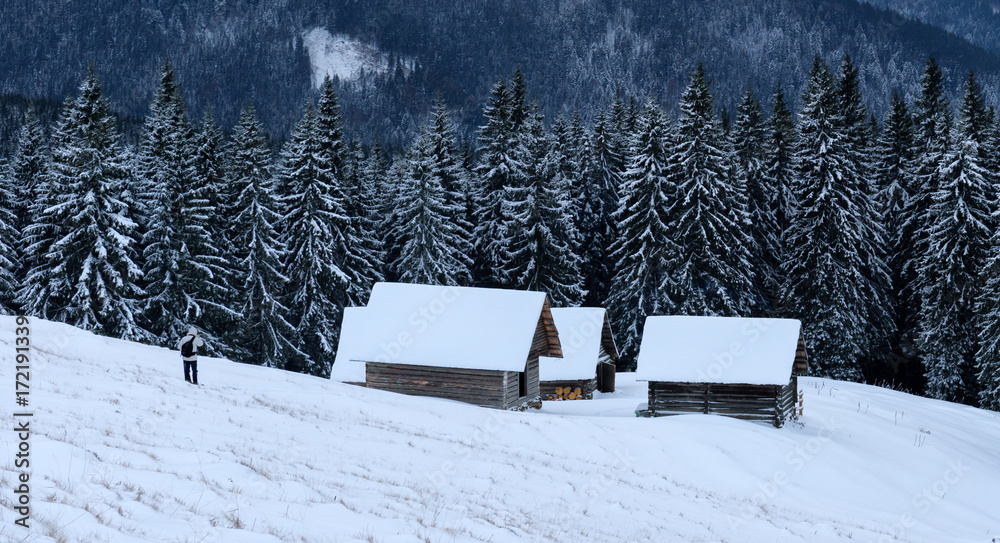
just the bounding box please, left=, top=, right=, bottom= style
left=548, top=386, right=585, bottom=401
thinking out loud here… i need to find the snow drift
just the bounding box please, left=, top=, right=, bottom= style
left=1, top=316, right=998, bottom=542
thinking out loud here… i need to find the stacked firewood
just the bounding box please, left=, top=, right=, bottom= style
left=548, top=386, right=584, bottom=401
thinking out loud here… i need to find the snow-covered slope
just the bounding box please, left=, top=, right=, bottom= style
left=1, top=317, right=998, bottom=542
left=302, top=28, right=402, bottom=88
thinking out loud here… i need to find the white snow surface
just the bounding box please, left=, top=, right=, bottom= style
left=3, top=317, right=1000, bottom=542
left=332, top=282, right=549, bottom=374
left=635, top=315, right=802, bottom=385
left=539, top=308, right=609, bottom=381
left=329, top=306, right=368, bottom=383
left=301, top=28, right=391, bottom=87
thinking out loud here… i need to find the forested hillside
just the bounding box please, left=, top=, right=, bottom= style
left=2, top=0, right=1000, bottom=150
left=5, top=53, right=1000, bottom=411
left=859, top=0, right=1000, bottom=56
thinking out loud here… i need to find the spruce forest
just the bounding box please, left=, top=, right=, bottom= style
left=4, top=53, right=1000, bottom=413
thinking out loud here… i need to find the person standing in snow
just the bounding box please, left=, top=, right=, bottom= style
left=179, top=327, right=205, bottom=384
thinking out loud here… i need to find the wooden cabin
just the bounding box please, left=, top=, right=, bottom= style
left=330, top=282, right=561, bottom=410
left=635, top=316, right=808, bottom=427
left=539, top=308, right=619, bottom=400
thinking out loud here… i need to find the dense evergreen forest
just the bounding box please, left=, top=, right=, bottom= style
left=4, top=0, right=1000, bottom=153
left=3, top=54, right=1000, bottom=412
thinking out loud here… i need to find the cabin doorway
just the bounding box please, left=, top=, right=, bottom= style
left=519, top=367, right=527, bottom=397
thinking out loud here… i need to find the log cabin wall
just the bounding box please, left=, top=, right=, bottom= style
left=600, top=315, right=620, bottom=362
left=366, top=363, right=508, bottom=409
left=793, top=333, right=809, bottom=375
left=505, top=306, right=554, bottom=408
left=647, top=380, right=795, bottom=427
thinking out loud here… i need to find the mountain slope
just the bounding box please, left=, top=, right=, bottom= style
left=859, top=0, right=1000, bottom=56
left=1, top=316, right=998, bottom=542
left=1, top=0, right=999, bottom=146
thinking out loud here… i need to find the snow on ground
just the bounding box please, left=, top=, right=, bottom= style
left=1, top=316, right=999, bottom=542
left=301, top=28, right=401, bottom=88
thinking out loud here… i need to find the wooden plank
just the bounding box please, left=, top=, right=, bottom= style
left=793, top=332, right=809, bottom=375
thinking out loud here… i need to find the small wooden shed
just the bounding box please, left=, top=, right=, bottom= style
left=635, top=316, right=808, bottom=427
left=330, top=282, right=561, bottom=410
left=539, top=308, right=619, bottom=400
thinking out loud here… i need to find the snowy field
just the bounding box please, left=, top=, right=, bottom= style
left=1, top=317, right=998, bottom=542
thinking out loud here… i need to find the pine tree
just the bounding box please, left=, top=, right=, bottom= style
left=666, top=65, right=755, bottom=316
left=316, top=78, right=382, bottom=306
left=901, top=57, right=953, bottom=367
left=138, top=61, right=230, bottom=346
left=977, top=236, right=1000, bottom=411
left=426, top=97, right=474, bottom=282
left=18, top=97, right=76, bottom=321
left=764, top=86, right=796, bottom=243
left=473, top=78, right=526, bottom=287
left=920, top=71, right=995, bottom=404
left=8, top=105, right=48, bottom=235
left=276, top=102, right=346, bottom=376
left=389, top=124, right=474, bottom=286
left=584, top=110, right=623, bottom=307
left=836, top=55, right=894, bottom=376
left=0, top=175, right=16, bottom=312
left=18, top=68, right=143, bottom=339
left=733, top=88, right=780, bottom=311
left=782, top=57, right=878, bottom=380
left=877, top=92, right=919, bottom=378
left=504, top=108, right=584, bottom=305
left=361, top=140, right=392, bottom=279
left=229, top=105, right=297, bottom=368
left=608, top=102, right=676, bottom=366
left=190, top=110, right=241, bottom=352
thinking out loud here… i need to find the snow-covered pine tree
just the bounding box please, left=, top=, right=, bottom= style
left=764, top=86, right=796, bottom=244
left=782, top=57, right=875, bottom=381
left=835, top=55, right=894, bottom=377
left=608, top=102, right=677, bottom=367
left=229, top=105, right=298, bottom=368
left=315, top=78, right=382, bottom=306
left=666, top=65, right=755, bottom=316
left=18, top=68, right=143, bottom=338
left=733, top=88, right=780, bottom=312
left=876, top=92, right=919, bottom=378
left=17, top=97, right=76, bottom=320
left=362, top=140, right=394, bottom=280
left=920, top=71, right=995, bottom=404
left=503, top=108, right=584, bottom=305
left=425, top=97, right=474, bottom=283
left=388, top=124, right=474, bottom=286
left=139, top=61, right=231, bottom=346
left=0, top=173, right=16, bottom=313
left=189, top=110, right=241, bottom=353
left=977, top=233, right=1000, bottom=411
left=473, top=78, right=526, bottom=288
left=901, top=57, right=953, bottom=361
left=583, top=110, right=623, bottom=307
left=275, top=102, right=347, bottom=376
left=8, top=104, right=48, bottom=236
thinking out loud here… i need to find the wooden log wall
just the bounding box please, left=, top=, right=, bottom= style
left=793, top=333, right=809, bottom=375
left=647, top=380, right=796, bottom=427
left=539, top=299, right=563, bottom=358
left=596, top=348, right=616, bottom=393
left=600, top=314, right=620, bottom=362
left=366, top=363, right=508, bottom=409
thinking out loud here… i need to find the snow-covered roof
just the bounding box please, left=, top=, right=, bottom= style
left=539, top=308, right=611, bottom=381
left=634, top=316, right=801, bottom=385
left=330, top=306, right=369, bottom=383
left=331, top=283, right=551, bottom=378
